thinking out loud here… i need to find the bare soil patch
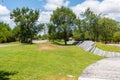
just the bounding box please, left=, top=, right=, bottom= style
left=44, top=76, right=75, bottom=80
left=38, top=44, right=68, bottom=51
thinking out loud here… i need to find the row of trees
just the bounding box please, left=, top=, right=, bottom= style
left=48, top=7, right=120, bottom=44
left=72, top=8, right=120, bottom=43
left=0, top=7, right=120, bottom=44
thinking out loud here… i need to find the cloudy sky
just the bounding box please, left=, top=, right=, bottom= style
left=0, top=0, right=120, bottom=28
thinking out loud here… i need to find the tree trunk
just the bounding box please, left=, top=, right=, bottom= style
left=64, top=29, right=67, bottom=45
left=64, top=39, right=67, bottom=45
left=30, top=35, right=33, bottom=44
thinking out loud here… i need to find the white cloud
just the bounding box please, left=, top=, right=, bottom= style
left=0, top=15, right=11, bottom=23
left=44, top=0, right=70, bottom=10
left=0, top=5, right=15, bottom=29
left=0, top=5, right=10, bottom=15
left=38, top=11, right=52, bottom=23
left=71, top=0, right=120, bottom=20
left=0, top=5, right=11, bottom=24
left=71, top=0, right=101, bottom=17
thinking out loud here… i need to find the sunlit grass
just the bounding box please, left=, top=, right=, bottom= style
left=96, top=42, right=120, bottom=52
left=0, top=42, right=104, bottom=80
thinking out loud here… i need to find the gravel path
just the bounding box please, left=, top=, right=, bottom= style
left=0, top=44, right=19, bottom=47
left=78, top=57, right=120, bottom=80
left=33, top=40, right=48, bottom=44
left=0, top=40, right=48, bottom=47
left=107, top=44, right=120, bottom=47
left=78, top=41, right=120, bottom=80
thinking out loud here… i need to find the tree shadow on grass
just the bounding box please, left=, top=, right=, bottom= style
left=0, top=71, right=18, bottom=80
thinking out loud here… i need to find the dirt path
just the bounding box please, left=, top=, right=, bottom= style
left=0, top=44, right=19, bottom=47
left=78, top=57, right=120, bottom=80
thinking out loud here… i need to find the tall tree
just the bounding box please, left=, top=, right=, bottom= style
left=98, top=17, right=119, bottom=43
left=47, top=23, right=57, bottom=41
left=50, top=6, right=76, bottom=45
left=83, top=8, right=101, bottom=41
left=10, top=7, right=39, bottom=44
left=113, top=31, right=120, bottom=43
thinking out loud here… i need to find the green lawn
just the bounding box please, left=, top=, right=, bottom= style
left=0, top=42, right=103, bottom=80
left=96, top=42, right=120, bottom=52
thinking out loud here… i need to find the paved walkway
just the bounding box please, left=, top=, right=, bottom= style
left=0, top=44, right=19, bottom=47
left=33, top=40, right=48, bottom=44
left=0, top=40, right=48, bottom=47
left=78, top=57, right=120, bottom=80
left=78, top=41, right=120, bottom=80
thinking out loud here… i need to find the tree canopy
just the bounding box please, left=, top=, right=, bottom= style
left=10, top=7, right=40, bottom=43
left=0, top=6, right=119, bottom=44
left=50, top=6, right=76, bottom=45
left=0, top=22, right=14, bottom=43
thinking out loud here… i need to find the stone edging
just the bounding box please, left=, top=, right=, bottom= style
left=77, top=41, right=120, bottom=57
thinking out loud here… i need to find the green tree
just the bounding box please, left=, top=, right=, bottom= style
left=83, top=8, right=101, bottom=41
left=98, top=17, right=119, bottom=43
left=50, top=6, right=76, bottom=45
left=113, top=32, right=120, bottom=43
left=73, top=18, right=89, bottom=41
left=0, top=22, right=13, bottom=43
left=10, top=7, right=39, bottom=44
left=47, top=23, right=57, bottom=41
left=12, top=25, right=20, bottom=41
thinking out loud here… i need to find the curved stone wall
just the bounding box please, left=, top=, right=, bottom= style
left=77, top=41, right=120, bottom=57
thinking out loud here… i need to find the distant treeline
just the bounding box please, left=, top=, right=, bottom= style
left=0, top=7, right=120, bottom=44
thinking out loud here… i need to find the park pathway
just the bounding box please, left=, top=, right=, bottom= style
left=0, top=44, right=19, bottom=47
left=78, top=41, right=120, bottom=80
left=78, top=57, right=120, bottom=80
left=0, top=40, right=48, bottom=48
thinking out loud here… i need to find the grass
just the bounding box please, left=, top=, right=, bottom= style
left=0, top=42, right=104, bottom=80
left=96, top=42, right=120, bottom=52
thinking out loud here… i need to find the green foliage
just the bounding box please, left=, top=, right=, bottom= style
left=96, top=42, right=120, bottom=52
left=12, top=25, right=20, bottom=41
left=0, top=43, right=103, bottom=79
left=98, top=18, right=119, bottom=42
left=10, top=7, right=40, bottom=44
left=40, top=34, right=49, bottom=40
left=72, top=8, right=120, bottom=42
left=51, top=6, right=76, bottom=45
left=83, top=8, right=101, bottom=41
left=0, top=22, right=14, bottom=43
left=47, top=23, right=57, bottom=41
left=113, top=32, right=120, bottom=42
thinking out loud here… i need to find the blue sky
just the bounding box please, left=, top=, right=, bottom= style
left=1, top=0, right=84, bottom=11
left=0, top=0, right=120, bottom=28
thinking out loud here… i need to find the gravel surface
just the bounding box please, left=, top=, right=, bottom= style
left=33, top=40, right=48, bottom=44
left=107, top=44, right=120, bottom=47
left=78, top=41, right=120, bottom=80
left=78, top=57, right=120, bottom=80
left=0, top=44, right=18, bottom=47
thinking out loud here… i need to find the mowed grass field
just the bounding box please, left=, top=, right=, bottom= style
left=0, top=42, right=103, bottom=80
left=96, top=42, right=120, bottom=52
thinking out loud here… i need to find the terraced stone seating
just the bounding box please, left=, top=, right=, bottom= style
left=77, top=41, right=120, bottom=57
